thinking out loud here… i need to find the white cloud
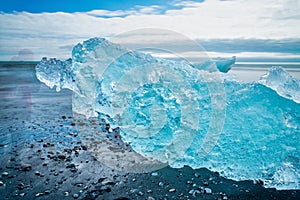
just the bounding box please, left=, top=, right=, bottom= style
left=85, top=10, right=131, bottom=17
left=85, top=5, right=162, bottom=17
left=171, top=0, right=203, bottom=7
left=0, top=0, right=299, bottom=60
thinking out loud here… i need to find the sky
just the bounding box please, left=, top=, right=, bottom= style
left=0, top=0, right=299, bottom=61
left=0, top=0, right=192, bottom=13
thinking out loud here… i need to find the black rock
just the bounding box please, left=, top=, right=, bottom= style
left=58, top=154, right=66, bottom=160
left=20, top=163, right=32, bottom=171
left=114, top=197, right=130, bottom=200
left=66, top=163, right=76, bottom=168
left=98, top=177, right=106, bottom=183
left=81, top=145, right=87, bottom=151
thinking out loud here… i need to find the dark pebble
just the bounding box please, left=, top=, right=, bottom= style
left=102, top=186, right=111, bottom=193
left=98, top=177, right=106, bottom=183
left=104, top=181, right=116, bottom=186
left=255, top=179, right=264, bottom=186
left=43, top=143, right=49, bottom=148
left=48, top=150, right=54, bottom=154
left=64, top=148, right=72, bottom=154
left=114, top=197, right=130, bottom=200
left=35, top=171, right=41, bottom=176
left=44, top=190, right=50, bottom=195
left=66, top=163, right=76, bottom=168
left=81, top=145, right=87, bottom=151
left=20, top=163, right=32, bottom=171
left=58, top=154, right=66, bottom=160
left=18, top=182, right=25, bottom=190
left=71, top=168, right=77, bottom=173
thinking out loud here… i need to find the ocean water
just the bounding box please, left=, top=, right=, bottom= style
left=229, top=62, right=300, bottom=82
left=0, top=61, right=299, bottom=199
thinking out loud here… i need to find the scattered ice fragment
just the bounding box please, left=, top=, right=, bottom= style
left=36, top=57, right=74, bottom=92
left=151, top=172, right=158, bottom=176
left=193, top=56, right=236, bottom=73
left=169, top=188, right=176, bottom=193
left=213, top=56, right=236, bottom=73
left=204, top=188, right=212, bottom=194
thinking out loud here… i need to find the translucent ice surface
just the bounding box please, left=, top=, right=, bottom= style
left=214, top=56, right=236, bottom=73
left=36, top=57, right=74, bottom=92
left=259, top=66, right=300, bottom=103
left=192, top=56, right=235, bottom=73
left=36, top=38, right=300, bottom=189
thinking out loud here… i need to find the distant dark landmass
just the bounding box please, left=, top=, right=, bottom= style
left=0, top=61, right=39, bottom=67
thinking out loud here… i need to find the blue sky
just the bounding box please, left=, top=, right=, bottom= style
left=0, top=0, right=200, bottom=13
left=0, top=0, right=299, bottom=61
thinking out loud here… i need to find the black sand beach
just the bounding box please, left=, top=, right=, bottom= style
left=0, top=62, right=299, bottom=200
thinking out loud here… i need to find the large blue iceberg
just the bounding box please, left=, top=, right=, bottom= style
left=36, top=38, right=300, bottom=190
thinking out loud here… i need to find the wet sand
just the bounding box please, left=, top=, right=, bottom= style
left=0, top=62, right=299, bottom=200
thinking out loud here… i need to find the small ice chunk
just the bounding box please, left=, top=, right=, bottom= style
left=259, top=66, right=300, bottom=103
